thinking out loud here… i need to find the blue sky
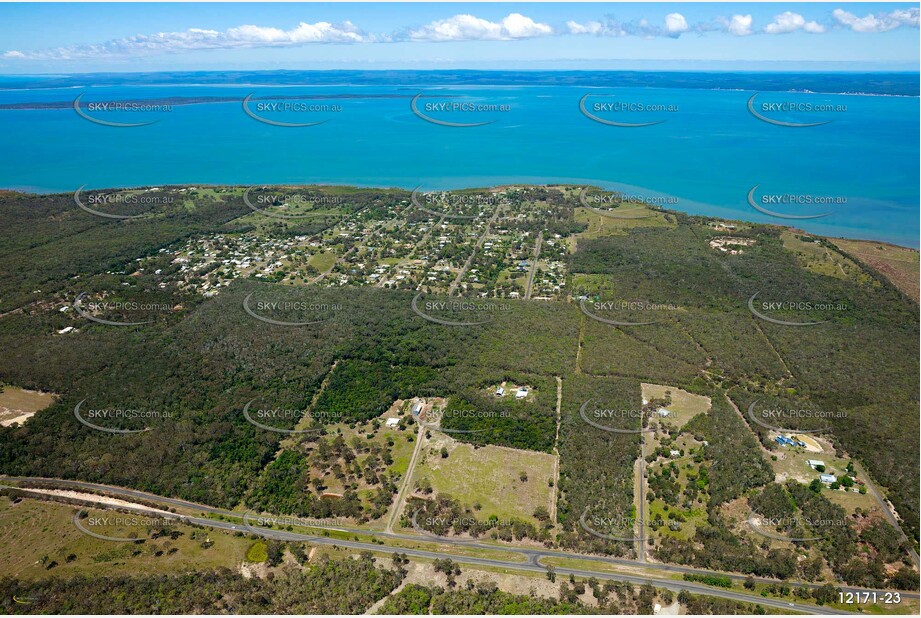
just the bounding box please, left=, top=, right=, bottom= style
left=1, top=3, right=918, bottom=73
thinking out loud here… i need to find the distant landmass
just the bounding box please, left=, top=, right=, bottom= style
left=1, top=69, right=918, bottom=96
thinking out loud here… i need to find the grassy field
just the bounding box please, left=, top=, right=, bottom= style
left=409, top=434, right=556, bottom=526
left=307, top=250, right=339, bottom=273
left=571, top=206, right=672, bottom=246
left=831, top=237, right=920, bottom=303
left=641, top=383, right=711, bottom=429
left=0, top=496, right=250, bottom=580
left=781, top=231, right=877, bottom=286
left=0, top=386, right=56, bottom=426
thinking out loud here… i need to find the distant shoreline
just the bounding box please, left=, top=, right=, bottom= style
left=1, top=69, right=918, bottom=96
left=0, top=92, right=416, bottom=111
left=2, top=182, right=917, bottom=251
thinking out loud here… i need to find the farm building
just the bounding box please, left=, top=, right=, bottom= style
left=385, top=417, right=400, bottom=428
left=807, top=460, right=826, bottom=469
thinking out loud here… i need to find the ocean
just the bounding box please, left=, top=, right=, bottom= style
left=0, top=70, right=918, bottom=247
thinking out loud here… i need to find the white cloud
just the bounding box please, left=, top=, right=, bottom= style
left=723, top=14, right=754, bottom=36
left=567, top=15, right=689, bottom=39
left=408, top=13, right=552, bottom=41
left=764, top=11, right=825, bottom=35
left=566, top=19, right=627, bottom=37
left=833, top=8, right=920, bottom=33
left=664, top=13, right=689, bottom=35
left=2, top=21, right=372, bottom=60
left=566, top=20, right=604, bottom=36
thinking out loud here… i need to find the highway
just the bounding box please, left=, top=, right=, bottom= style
left=1, top=480, right=858, bottom=615
left=4, top=475, right=916, bottom=613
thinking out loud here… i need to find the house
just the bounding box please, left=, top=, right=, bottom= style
left=656, top=408, right=670, bottom=417
left=515, top=387, right=528, bottom=399
left=385, top=417, right=400, bottom=428
left=807, top=460, right=826, bottom=469
left=669, top=449, right=681, bottom=457
left=775, top=436, right=795, bottom=446
left=495, top=386, right=505, bottom=397
left=820, top=474, right=837, bottom=484
left=411, top=402, right=423, bottom=415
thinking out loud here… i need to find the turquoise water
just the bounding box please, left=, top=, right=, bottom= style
left=0, top=79, right=918, bottom=246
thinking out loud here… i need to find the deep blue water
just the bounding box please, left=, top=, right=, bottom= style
left=0, top=71, right=918, bottom=247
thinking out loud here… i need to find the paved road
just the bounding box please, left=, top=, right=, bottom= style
left=1, top=481, right=858, bottom=615
left=3, top=476, right=915, bottom=606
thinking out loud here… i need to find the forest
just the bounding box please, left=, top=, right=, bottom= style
left=0, top=186, right=917, bottom=571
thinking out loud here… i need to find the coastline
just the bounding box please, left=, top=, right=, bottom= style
left=4, top=181, right=918, bottom=251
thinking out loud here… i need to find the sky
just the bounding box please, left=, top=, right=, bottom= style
left=0, top=2, right=919, bottom=73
